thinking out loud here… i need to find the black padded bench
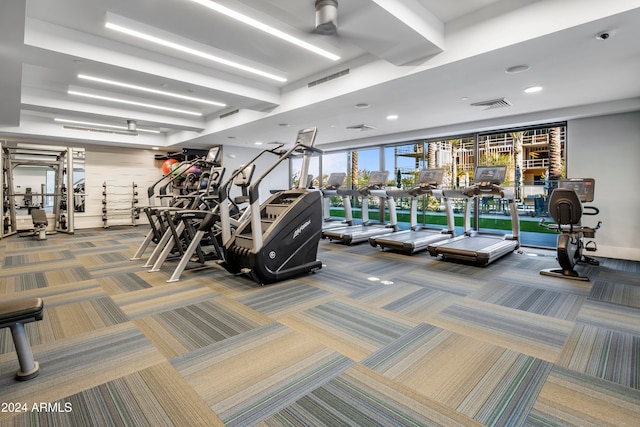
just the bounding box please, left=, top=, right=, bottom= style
left=0, top=298, right=44, bottom=381
left=31, top=209, right=49, bottom=240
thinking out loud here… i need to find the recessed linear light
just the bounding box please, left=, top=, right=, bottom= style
left=189, top=0, right=340, bottom=61
left=105, top=22, right=287, bottom=83
left=54, top=118, right=161, bottom=133
left=78, top=75, right=226, bottom=107
left=524, top=86, right=543, bottom=93
left=68, top=90, right=202, bottom=116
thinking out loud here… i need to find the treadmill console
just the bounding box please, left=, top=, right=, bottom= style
left=474, top=165, right=507, bottom=186
left=418, top=168, right=444, bottom=186
left=295, top=127, right=318, bottom=147
left=559, top=178, right=595, bottom=202
left=367, top=171, right=389, bottom=189
left=326, top=172, right=346, bottom=189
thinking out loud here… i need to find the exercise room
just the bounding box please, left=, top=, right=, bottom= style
left=1, top=1, right=639, bottom=426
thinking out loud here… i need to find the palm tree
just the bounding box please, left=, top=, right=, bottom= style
left=450, top=139, right=461, bottom=187
left=510, top=131, right=524, bottom=200
left=548, top=127, right=563, bottom=191
left=428, top=141, right=437, bottom=169
left=350, top=151, right=358, bottom=189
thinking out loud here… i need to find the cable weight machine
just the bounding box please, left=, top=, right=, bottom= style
left=1, top=142, right=78, bottom=238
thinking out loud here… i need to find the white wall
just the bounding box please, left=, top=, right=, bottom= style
left=567, top=111, right=640, bottom=260
left=74, top=144, right=289, bottom=229
left=79, top=146, right=162, bottom=228
left=222, top=145, right=289, bottom=203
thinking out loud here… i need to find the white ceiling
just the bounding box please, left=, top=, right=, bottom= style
left=1, top=0, right=640, bottom=151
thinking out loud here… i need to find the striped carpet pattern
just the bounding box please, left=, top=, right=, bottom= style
left=0, top=226, right=638, bottom=426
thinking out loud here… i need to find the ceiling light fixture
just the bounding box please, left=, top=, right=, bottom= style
left=189, top=0, right=340, bottom=61
left=505, top=65, right=530, bottom=74
left=524, top=86, right=543, bottom=93
left=78, top=74, right=226, bottom=107
left=105, top=22, right=287, bottom=82
left=68, top=90, right=203, bottom=116
left=386, top=114, right=398, bottom=120
left=54, top=118, right=161, bottom=133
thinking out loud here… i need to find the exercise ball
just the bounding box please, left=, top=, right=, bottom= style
left=162, top=158, right=179, bottom=174
left=171, top=162, right=183, bottom=175
left=187, top=166, right=202, bottom=176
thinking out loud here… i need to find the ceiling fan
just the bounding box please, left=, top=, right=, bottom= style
left=311, top=0, right=396, bottom=55
left=310, top=0, right=442, bottom=66
left=314, top=0, right=338, bottom=35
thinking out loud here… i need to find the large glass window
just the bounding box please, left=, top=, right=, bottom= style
left=297, top=123, right=566, bottom=248
left=384, top=143, right=425, bottom=229
left=349, top=147, right=381, bottom=222
left=475, top=127, right=565, bottom=246
left=321, top=151, right=349, bottom=221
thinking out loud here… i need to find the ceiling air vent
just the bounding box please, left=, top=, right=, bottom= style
left=308, top=69, right=350, bottom=88
left=219, top=109, right=239, bottom=119
left=470, top=98, right=512, bottom=110
left=346, top=124, right=376, bottom=131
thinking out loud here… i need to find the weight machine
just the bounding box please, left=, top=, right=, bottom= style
left=1, top=142, right=78, bottom=238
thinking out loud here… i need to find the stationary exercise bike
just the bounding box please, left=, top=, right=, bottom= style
left=540, top=178, right=601, bottom=281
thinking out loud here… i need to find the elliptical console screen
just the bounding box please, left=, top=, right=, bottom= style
left=474, top=165, right=507, bottom=185
left=419, top=168, right=444, bottom=185
left=368, top=171, right=389, bottom=186
left=295, top=127, right=318, bottom=147
left=206, top=146, right=221, bottom=164
left=559, top=178, right=595, bottom=202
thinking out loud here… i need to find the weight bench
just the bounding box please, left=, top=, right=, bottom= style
left=0, top=298, right=44, bottom=381
left=31, top=208, right=48, bottom=240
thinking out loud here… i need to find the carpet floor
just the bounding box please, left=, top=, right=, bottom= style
left=1, top=226, right=638, bottom=426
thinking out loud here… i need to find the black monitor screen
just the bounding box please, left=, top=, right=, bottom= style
left=474, top=165, right=507, bottom=184
left=418, top=168, right=444, bottom=185
left=559, top=178, right=595, bottom=202
left=368, top=171, right=389, bottom=186
left=296, top=127, right=317, bottom=147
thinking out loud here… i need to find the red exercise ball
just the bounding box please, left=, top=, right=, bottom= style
left=162, top=158, right=179, bottom=174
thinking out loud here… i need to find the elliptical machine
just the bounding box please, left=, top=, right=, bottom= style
left=540, top=178, right=601, bottom=281
left=222, top=128, right=324, bottom=285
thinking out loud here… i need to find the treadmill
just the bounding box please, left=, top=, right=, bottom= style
left=427, top=165, right=520, bottom=266
left=369, top=168, right=455, bottom=254
left=321, top=172, right=356, bottom=231
left=321, top=171, right=399, bottom=244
